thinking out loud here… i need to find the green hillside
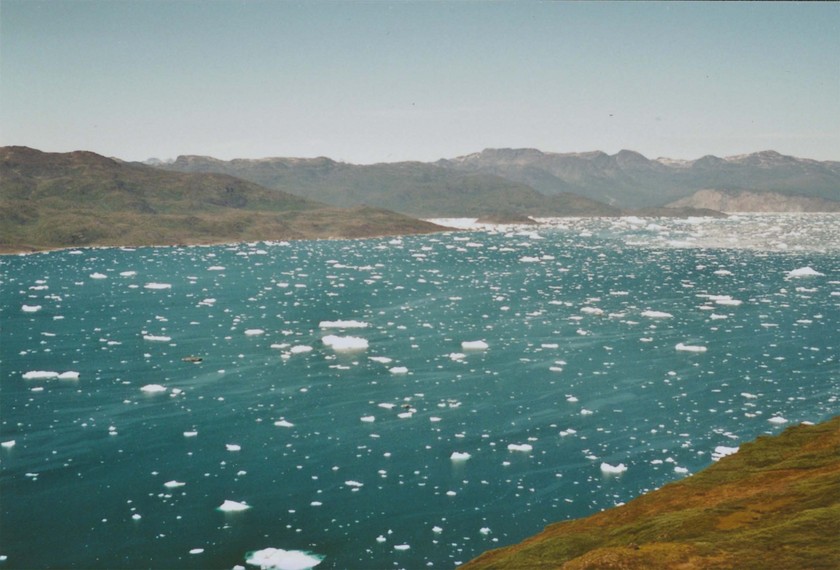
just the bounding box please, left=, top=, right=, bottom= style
left=0, top=146, right=446, bottom=252
left=463, top=417, right=840, bottom=569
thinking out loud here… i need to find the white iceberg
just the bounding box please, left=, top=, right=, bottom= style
left=245, top=548, right=324, bottom=570
left=641, top=310, right=673, bottom=318
left=244, top=329, right=265, bottom=336
left=450, top=452, right=471, bottom=461
left=319, top=320, right=369, bottom=329
left=217, top=500, right=250, bottom=512
left=675, top=343, right=707, bottom=353
left=388, top=366, right=409, bottom=374
left=507, top=443, right=533, bottom=452
left=461, top=340, right=488, bottom=350
left=787, top=267, right=824, bottom=278
left=143, top=283, right=172, bottom=290
left=23, top=371, right=59, bottom=380
left=140, top=384, right=167, bottom=393
left=22, top=305, right=42, bottom=312
left=711, top=446, right=739, bottom=461
left=322, top=335, right=368, bottom=351
left=600, top=462, right=628, bottom=474
left=143, top=335, right=172, bottom=342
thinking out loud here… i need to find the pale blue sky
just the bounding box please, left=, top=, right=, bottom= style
left=2, top=1, right=838, bottom=163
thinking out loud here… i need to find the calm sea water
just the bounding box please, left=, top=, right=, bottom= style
left=2, top=214, right=838, bottom=569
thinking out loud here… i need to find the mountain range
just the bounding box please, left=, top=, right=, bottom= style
left=0, top=146, right=444, bottom=252
left=155, top=148, right=840, bottom=214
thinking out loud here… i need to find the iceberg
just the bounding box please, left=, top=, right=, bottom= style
left=22, top=371, right=59, bottom=380
left=140, top=384, right=167, bottom=393
left=600, top=462, right=628, bottom=474
left=461, top=340, right=488, bottom=350
left=787, top=267, right=824, bottom=278
left=450, top=452, right=471, bottom=461
left=711, top=446, right=739, bottom=461
left=507, top=443, right=533, bottom=452
left=218, top=500, right=251, bottom=512
left=322, top=335, right=368, bottom=351
left=641, top=310, right=673, bottom=318
left=319, top=320, right=369, bottom=329
left=675, top=343, right=707, bottom=353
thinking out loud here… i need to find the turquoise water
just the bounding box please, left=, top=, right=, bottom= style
left=2, top=216, right=838, bottom=569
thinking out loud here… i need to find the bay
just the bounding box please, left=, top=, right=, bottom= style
left=1, top=214, right=838, bottom=569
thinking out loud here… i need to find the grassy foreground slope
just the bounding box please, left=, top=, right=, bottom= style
left=463, top=417, right=840, bottom=569
left=0, top=146, right=446, bottom=252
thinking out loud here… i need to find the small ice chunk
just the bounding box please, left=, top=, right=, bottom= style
left=566, top=395, right=578, bottom=403
left=674, top=466, right=689, bottom=474
left=132, top=513, right=142, bottom=520
left=90, top=272, right=107, bottom=279
left=450, top=452, right=471, bottom=461
left=217, top=500, right=250, bottom=512
left=479, top=527, right=491, bottom=535
left=449, top=353, right=466, bottom=361
left=274, top=419, right=294, bottom=428
left=787, top=267, right=824, bottom=278
left=164, top=480, right=186, bottom=488
left=507, top=443, right=533, bottom=452
left=22, top=305, right=42, bottom=312
left=245, top=548, right=324, bottom=570
left=580, top=306, right=603, bottom=315
left=461, top=340, right=488, bottom=350
left=226, top=444, right=242, bottom=452
left=290, top=345, right=313, bottom=354
left=208, top=265, right=225, bottom=271
left=23, top=371, right=59, bottom=380
left=143, top=283, right=172, bottom=289
left=641, top=310, right=673, bottom=318
left=344, top=480, right=364, bottom=488
left=369, top=356, right=393, bottom=364
left=244, top=329, right=265, bottom=336
left=319, top=320, right=369, bottom=329
left=389, top=366, right=409, bottom=374
left=1, top=440, right=15, bottom=448
left=768, top=416, right=788, bottom=424
left=376, top=535, right=387, bottom=543
left=119, top=271, right=137, bottom=277
left=600, top=462, right=628, bottom=474
left=675, top=343, right=707, bottom=353
left=322, top=335, right=369, bottom=351
left=143, top=335, right=171, bottom=342
left=394, top=544, right=410, bottom=551
left=140, top=384, right=167, bottom=393
left=183, top=431, right=198, bottom=437
left=360, top=416, right=375, bottom=423
left=189, top=548, right=204, bottom=555
left=58, top=371, right=80, bottom=380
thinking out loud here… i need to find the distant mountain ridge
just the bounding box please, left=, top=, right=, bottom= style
left=155, top=148, right=840, bottom=212
left=438, top=148, right=840, bottom=208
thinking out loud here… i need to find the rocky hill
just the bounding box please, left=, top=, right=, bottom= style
left=0, top=146, right=446, bottom=252
left=462, top=417, right=840, bottom=569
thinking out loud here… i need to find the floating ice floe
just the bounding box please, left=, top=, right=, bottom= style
left=369, top=356, right=393, bottom=364
left=289, top=345, right=313, bottom=354
left=22, top=371, right=58, bottom=380
left=388, top=366, right=409, bottom=374
left=143, top=283, right=172, bottom=290
left=140, top=384, right=167, bottom=393
left=218, top=500, right=250, bottom=512
left=344, top=480, right=364, bottom=488
left=675, top=343, right=707, bottom=353
left=22, top=305, right=42, bottom=312
left=507, top=443, right=533, bottom=452
left=580, top=307, right=604, bottom=316
left=768, top=416, right=788, bottom=424
left=711, top=446, right=739, bottom=461
left=787, top=267, right=824, bottom=278
left=1, top=440, right=15, bottom=448
left=244, top=329, right=265, bottom=336
left=89, top=272, right=107, bottom=279
left=641, top=310, right=673, bottom=318
left=119, top=271, right=137, bottom=277
left=274, top=419, right=294, bottom=428
left=164, top=480, right=186, bottom=488
left=189, top=548, right=203, bottom=555
left=600, top=462, right=628, bottom=475
left=143, top=335, right=172, bottom=342
left=450, top=452, right=471, bottom=461
left=479, top=527, right=492, bottom=535
left=322, top=335, right=368, bottom=351
left=226, top=444, right=242, bottom=452
left=207, top=266, right=226, bottom=271
left=360, top=416, right=375, bottom=423
left=319, top=320, right=369, bottom=329
left=393, top=544, right=410, bottom=551
left=461, top=340, right=488, bottom=350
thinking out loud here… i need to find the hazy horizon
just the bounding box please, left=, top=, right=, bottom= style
left=2, top=1, right=838, bottom=163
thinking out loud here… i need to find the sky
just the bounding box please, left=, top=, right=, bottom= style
left=1, top=1, right=839, bottom=164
